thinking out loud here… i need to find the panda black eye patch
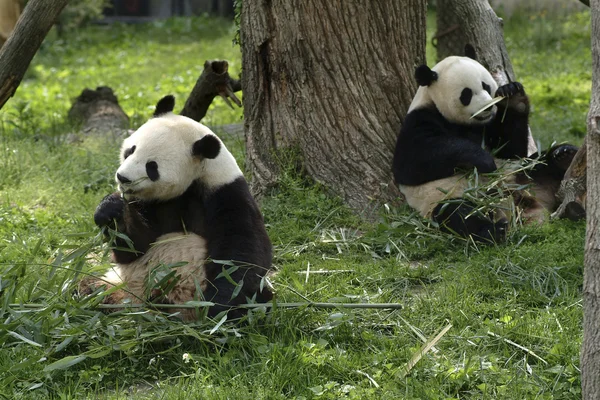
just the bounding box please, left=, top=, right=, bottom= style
left=124, top=145, right=136, bottom=159
left=146, top=161, right=160, bottom=181
left=482, top=81, right=491, bottom=95
left=460, top=88, right=473, bottom=106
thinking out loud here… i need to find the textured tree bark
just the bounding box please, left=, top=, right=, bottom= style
left=435, top=0, right=537, bottom=155
left=0, top=0, right=68, bottom=110
left=582, top=1, right=600, bottom=398
left=241, top=1, right=427, bottom=213
left=181, top=60, right=242, bottom=122
left=552, top=138, right=587, bottom=220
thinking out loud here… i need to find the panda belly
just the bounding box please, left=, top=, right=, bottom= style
left=399, top=158, right=551, bottom=223
left=398, top=159, right=520, bottom=219
left=399, top=175, right=471, bottom=218
left=101, top=232, right=208, bottom=320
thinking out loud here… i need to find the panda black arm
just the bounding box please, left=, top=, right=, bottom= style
left=94, top=193, right=159, bottom=264
left=486, top=82, right=530, bottom=159
left=200, top=178, right=273, bottom=318
left=393, top=108, right=497, bottom=185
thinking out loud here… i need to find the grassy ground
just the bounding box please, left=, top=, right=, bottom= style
left=0, top=9, right=591, bottom=400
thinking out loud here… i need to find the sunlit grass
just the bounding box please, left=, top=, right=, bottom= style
left=0, top=9, right=590, bottom=399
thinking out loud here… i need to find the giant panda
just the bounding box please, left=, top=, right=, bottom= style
left=80, top=95, right=273, bottom=320
left=392, top=56, right=579, bottom=243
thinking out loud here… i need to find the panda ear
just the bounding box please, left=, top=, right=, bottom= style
left=464, top=44, right=478, bottom=61
left=415, top=65, right=438, bottom=87
left=154, top=95, right=175, bottom=117
left=192, top=135, right=221, bottom=159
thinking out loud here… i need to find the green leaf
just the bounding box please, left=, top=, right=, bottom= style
left=43, top=355, right=87, bottom=372
left=7, top=331, right=42, bottom=347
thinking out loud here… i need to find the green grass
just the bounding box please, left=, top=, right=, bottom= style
left=0, top=9, right=590, bottom=399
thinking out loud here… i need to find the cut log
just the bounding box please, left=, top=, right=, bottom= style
left=552, top=138, right=587, bottom=220
left=68, top=86, right=130, bottom=136
left=180, top=60, right=241, bottom=122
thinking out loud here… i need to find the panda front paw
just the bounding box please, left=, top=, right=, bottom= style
left=495, top=82, right=528, bottom=113
left=495, top=82, right=525, bottom=98
left=94, top=193, right=125, bottom=228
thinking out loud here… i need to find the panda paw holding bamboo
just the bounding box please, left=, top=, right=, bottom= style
left=392, top=55, right=579, bottom=243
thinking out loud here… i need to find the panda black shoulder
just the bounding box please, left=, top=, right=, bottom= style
left=401, top=107, right=448, bottom=138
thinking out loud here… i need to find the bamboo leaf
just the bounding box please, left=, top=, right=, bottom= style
left=7, top=331, right=42, bottom=347
left=43, top=355, right=87, bottom=372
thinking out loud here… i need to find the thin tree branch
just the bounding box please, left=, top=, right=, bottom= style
left=0, top=0, right=69, bottom=110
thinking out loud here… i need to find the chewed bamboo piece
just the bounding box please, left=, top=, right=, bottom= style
left=470, top=96, right=505, bottom=119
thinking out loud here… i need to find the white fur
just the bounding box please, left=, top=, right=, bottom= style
left=400, top=159, right=520, bottom=218
left=400, top=176, right=471, bottom=218
left=409, top=56, right=499, bottom=125
left=99, top=233, right=208, bottom=321
left=116, top=113, right=242, bottom=201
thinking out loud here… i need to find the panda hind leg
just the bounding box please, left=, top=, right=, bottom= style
left=529, top=144, right=578, bottom=179
left=432, top=201, right=508, bottom=243
left=549, top=144, right=578, bottom=172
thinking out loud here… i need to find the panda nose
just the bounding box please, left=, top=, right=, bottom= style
left=116, top=173, right=131, bottom=184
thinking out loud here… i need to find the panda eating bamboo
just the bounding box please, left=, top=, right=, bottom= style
left=80, top=96, right=273, bottom=320
left=392, top=55, right=580, bottom=243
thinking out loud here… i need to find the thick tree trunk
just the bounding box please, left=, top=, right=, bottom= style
left=582, top=1, right=600, bottom=398
left=436, top=0, right=513, bottom=80
left=241, top=1, right=427, bottom=213
left=435, top=0, right=536, bottom=155
left=0, top=0, right=68, bottom=110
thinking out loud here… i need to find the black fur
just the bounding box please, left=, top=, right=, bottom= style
left=392, top=107, right=497, bottom=186
left=193, top=135, right=221, bottom=159
left=154, top=95, right=175, bottom=117
left=392, top=82, right=530, bottom=186
left=432, top=201, right=508, bottom=243
left=415, top=65, right=438, bottom=87
left=464, top=44, right=477, bottom=61
left=199, top=177, right=273, bottom=317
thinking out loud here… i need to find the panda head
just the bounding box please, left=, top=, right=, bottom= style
left=409, top=56, right=499, bottom=125
left=115, top=95, right=242, bottom=201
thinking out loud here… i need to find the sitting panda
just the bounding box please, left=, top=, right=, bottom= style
left=80, top=95, right=273, bottom=320
left=392, top=55, right=578, bottom=242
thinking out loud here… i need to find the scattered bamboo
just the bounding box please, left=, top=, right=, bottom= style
left=295, top=269, right=355, bottom=275
left=487, top=331, right=548, bottom=365
left=401, top=323, right=452, bottom=378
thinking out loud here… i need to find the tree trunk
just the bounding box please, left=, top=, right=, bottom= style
left=435, top=0, right=536, bottom=155
left=241, top=1, right=427, bottom=213
left=582, top=1, right=600, bottom=398
left=0, top=0, right=68, bottom=110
